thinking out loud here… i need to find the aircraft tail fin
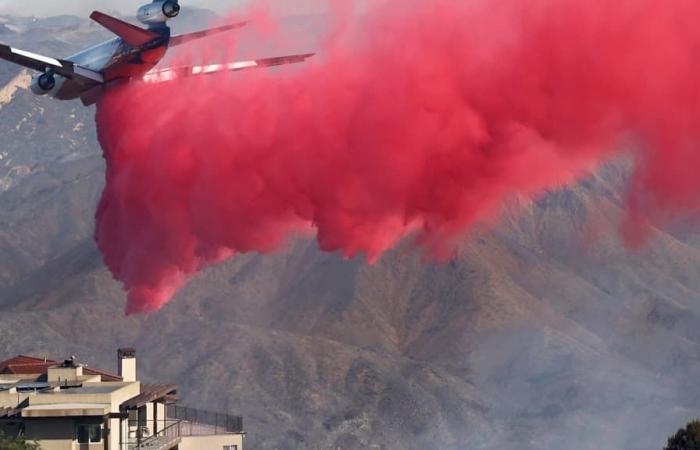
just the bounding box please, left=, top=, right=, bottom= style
left=90, top=11, right=159, bottom=47
left=170, top=22, right=248, bottom=47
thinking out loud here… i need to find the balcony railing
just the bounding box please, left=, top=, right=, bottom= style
left=122, top=406, right=243, bottom=450
left=166, top=405, right=243, bottom=435
left=134, top=422, right=181, bottom=450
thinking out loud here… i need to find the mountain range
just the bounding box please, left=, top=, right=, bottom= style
left=0, top=9, right=699, bottom=450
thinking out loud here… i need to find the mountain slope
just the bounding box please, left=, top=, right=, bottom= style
left=0, top=12, right=699, bottom=450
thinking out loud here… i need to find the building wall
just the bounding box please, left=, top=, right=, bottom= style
left=24, top=418, right=75, bottom=450
left=28, top=382, right=140, bottom=408
left=0, top=390, right=30, bottom=408
left=179, top=434, right=244, bottom=450
left=0, top=420, right=23, bottom=438
left=144, top=402, right=154, bottom=437
left=108, top=417, right=120, bottom=450
left=76, top=443, right=103, bottom=450
left=156, top=402, right=166, bottom=434
left=47, top=366, right=83, bottom=383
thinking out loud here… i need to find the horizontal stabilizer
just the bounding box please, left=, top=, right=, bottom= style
left=142, top=53, right=315, bottom=83
left=0, top=43, right=104, bottom=83
left=90, top=11, right=159, bottom=47
left=169, top=22, right=248, bottom=46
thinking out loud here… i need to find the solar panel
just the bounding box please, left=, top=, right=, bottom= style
left=16, top=382, right=51, bottom=390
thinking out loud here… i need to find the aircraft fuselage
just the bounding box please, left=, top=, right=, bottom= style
left=0, top=0, right=314, bottom=106
left=48, top=32, right=170, bottom=101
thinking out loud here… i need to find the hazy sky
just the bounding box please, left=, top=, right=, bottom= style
left=0, top=0, right=247, bottom=17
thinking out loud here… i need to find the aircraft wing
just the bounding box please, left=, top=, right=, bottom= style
left=169, top=22, right=248, bottom=47
left=0, top=44, right=104, bottom=83
left=142, top=53, right=315, bottom=83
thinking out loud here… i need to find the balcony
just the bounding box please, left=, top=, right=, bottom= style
left=167, top=405, right=244, bottom=435
left=125, top=406, right=243, bottom=450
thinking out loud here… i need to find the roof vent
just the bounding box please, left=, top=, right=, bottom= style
left=61, top=356, right=77, bottom=368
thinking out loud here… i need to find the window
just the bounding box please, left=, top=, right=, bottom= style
left=223, top=446, right=238, bottom=450
left=76, top=424, right=101, bottom=443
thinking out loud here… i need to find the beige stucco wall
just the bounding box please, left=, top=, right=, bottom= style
left=156, top=402, right=166, bottom=434
left=108, top=382, right=140, bottom=412
left=75, top=443, right=103, bottom=450
left=108, top=417, right=120, bottom=450
left=179, top=434, right=244, bottom=450
left=0, top=390, right=29, bottom=408
left=118, top=357, right=136, bottom=383
left=47, top=366, right=83, bottom=382
left=144, top=402, right=154, bottom=437
left=26, top=382, right=140, bottom=413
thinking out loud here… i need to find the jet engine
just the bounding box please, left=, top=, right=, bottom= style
left=137, top=0, right=180, bottom=25
left=30, top=72, right=59, bottom=95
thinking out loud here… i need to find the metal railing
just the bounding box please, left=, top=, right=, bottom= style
left=120, top=406, right=243, bottom=449
left=136, top=421, right=181, bottom=449
left=122, top=419, right=179, bottom=449
left=166, top=405, right=243, bottom=434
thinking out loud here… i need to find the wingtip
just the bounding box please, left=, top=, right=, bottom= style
left=221, top=21, right=248, bottom=31
left=296, top=53, right=316, bottom=62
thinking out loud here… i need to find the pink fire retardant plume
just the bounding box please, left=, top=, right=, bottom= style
left=95, top=0, right=700, bottom=313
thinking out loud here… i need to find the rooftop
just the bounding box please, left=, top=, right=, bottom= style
left=0, top=355, right=122, bottom=382
left=121, top=384, right=177, bottom=410
left=41, top=384, right=129, bottom=395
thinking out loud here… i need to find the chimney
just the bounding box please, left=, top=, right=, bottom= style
left=118, top=348, right=137, bottom=382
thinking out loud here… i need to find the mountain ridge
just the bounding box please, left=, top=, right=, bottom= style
left=0, top=12, right=699, bottom=450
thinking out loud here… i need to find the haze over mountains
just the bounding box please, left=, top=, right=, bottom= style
left=0, top=9, right=699, bottom=450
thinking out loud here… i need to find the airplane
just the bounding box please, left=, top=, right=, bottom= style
left=0, top=0, right=314, bottom=105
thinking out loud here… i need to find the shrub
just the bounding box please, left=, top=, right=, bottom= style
left=0, top=431, right=40, bottom=450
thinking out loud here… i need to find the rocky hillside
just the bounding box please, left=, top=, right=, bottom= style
left=1, top=11, right=699, bottom=450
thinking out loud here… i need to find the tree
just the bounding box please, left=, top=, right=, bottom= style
left=0, top=431, right=40, bottom=450
left=665, top=420, right=700, bottom=450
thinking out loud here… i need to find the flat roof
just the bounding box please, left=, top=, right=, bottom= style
left=41, top=383, right=130, bottom=395
left=22, top=403, right=110, bottom=418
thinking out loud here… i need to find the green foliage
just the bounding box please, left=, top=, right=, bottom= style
left=665, top=420, right=700, bottom=450
left=0, top=431, right=40, bottom=450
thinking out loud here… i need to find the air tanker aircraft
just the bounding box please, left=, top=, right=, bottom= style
left=0, top=0, right=314, bottom=105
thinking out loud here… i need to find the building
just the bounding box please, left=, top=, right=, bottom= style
left=0, top=348, right=244, bottom=450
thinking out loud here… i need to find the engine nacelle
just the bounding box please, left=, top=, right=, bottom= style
left=137, top=1, right=180, bottom=25
left=30, top=72, right=62, bottom=96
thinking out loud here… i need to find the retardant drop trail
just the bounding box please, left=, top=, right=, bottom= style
left=95, top=0, right=700, bottom=313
